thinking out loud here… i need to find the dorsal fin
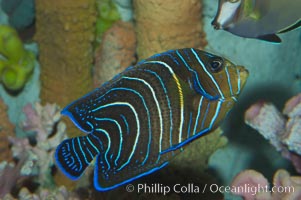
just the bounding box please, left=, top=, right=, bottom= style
left=278, top=19, right=301, bottom=34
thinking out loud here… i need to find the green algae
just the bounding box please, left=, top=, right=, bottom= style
left=95, top=0, right=121, bottom=44
left=0, top=25, right=35, bottom=91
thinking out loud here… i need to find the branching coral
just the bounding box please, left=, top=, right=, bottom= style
left=2, top=106, right=88, bottom=198
left=0, top=156, right=28, bottom=198
left=3, top=186, right=80, bottom=200
left=245, top=94, right=301, bottom=173
left=231, top=169, right=301, bottom=200
left=0, top=25, right=35, bottom=91
left=8, top=103, right=67, bottom=191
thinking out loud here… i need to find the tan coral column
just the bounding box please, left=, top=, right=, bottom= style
left=35, top=0, right=96, bottom=137
left=134, top=0, right=207, bottom=59
left=93, top=21, right=136, bottom=87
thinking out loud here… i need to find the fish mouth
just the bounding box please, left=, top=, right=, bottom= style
left=211, top=20, right=221, bottom=30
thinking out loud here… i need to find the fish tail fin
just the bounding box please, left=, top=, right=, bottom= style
left=55, top=135, right=100, bottom=179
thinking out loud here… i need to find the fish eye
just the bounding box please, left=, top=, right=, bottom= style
left=210, top=58, right=223, bottom=73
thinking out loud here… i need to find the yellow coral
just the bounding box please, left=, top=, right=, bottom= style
left=0, top=25, right=35, bottom=91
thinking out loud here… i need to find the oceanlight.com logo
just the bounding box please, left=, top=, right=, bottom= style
left=125, top=183, right=295, bottom=196
left=226, top=183, right=295, bottom=196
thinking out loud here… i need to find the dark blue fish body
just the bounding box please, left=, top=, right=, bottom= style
left=55, top=48, right=248, bottom=191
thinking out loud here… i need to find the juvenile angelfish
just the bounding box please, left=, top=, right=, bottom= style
left=55, top=48, right=248, bottom=191
left=212, top=0, right=301, bottom=43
